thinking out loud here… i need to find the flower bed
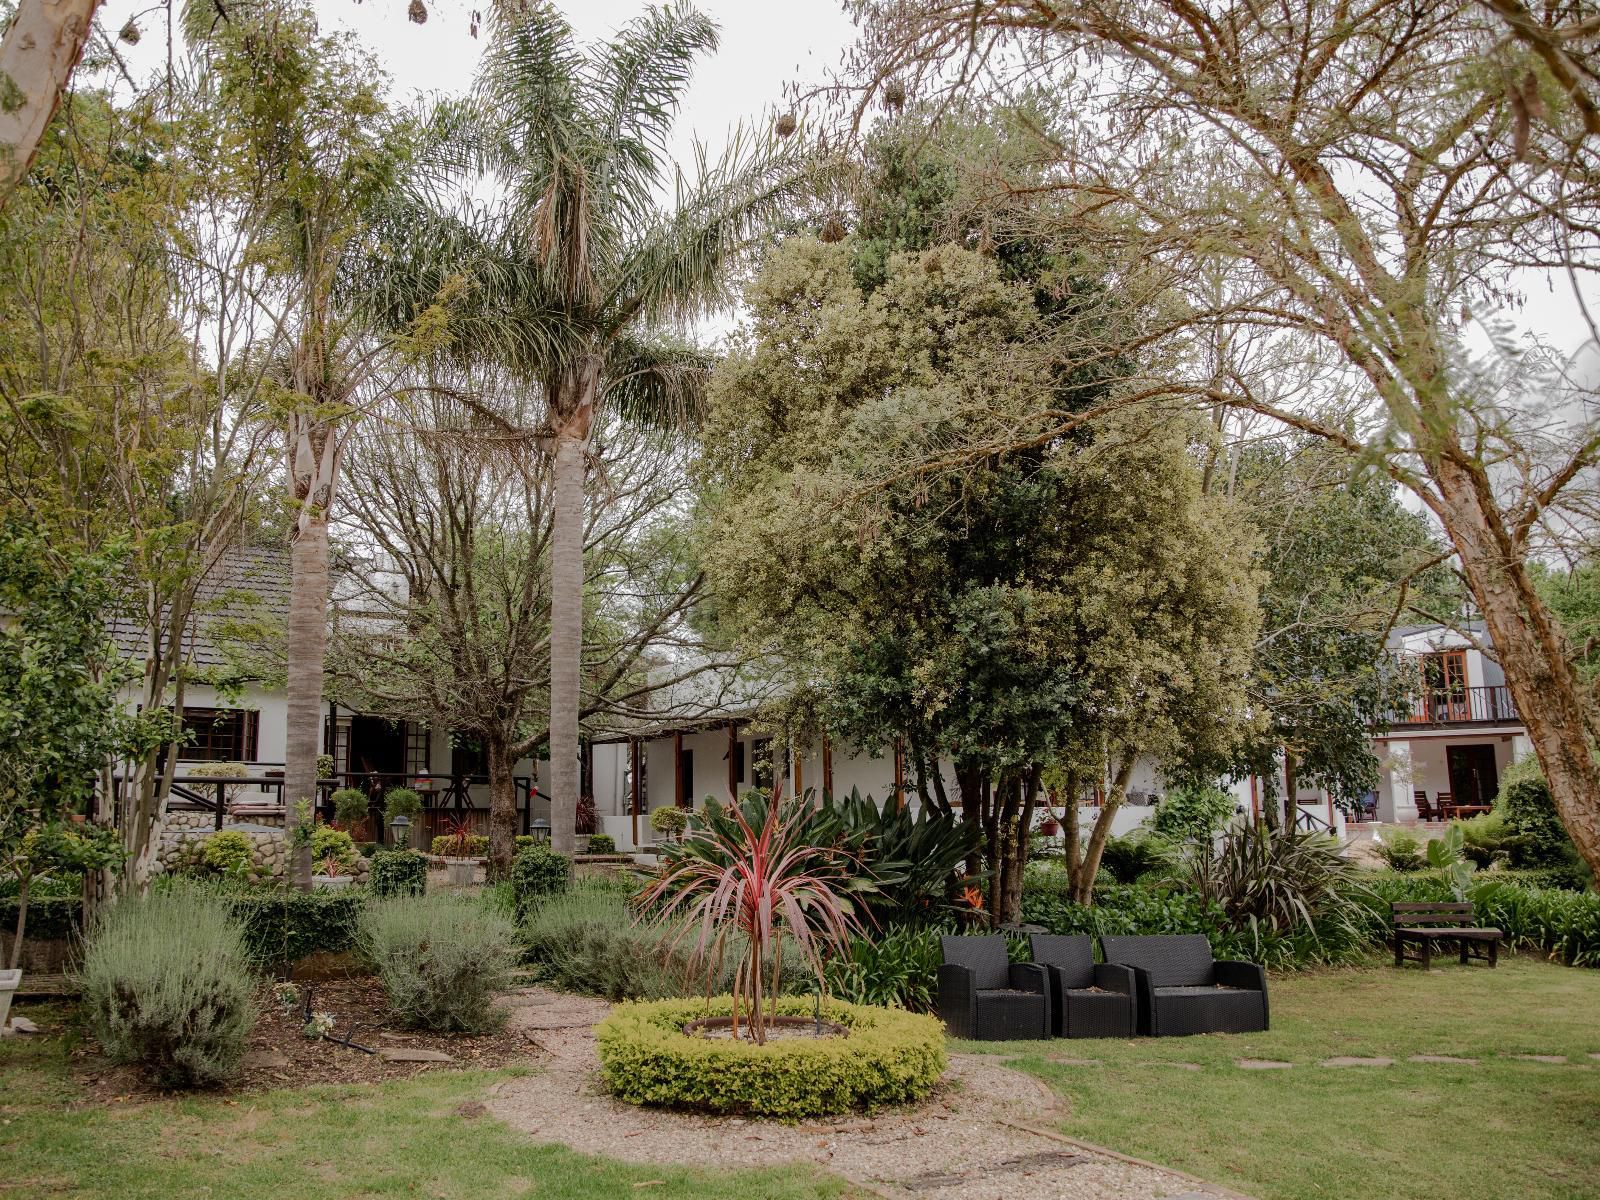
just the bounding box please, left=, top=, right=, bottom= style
left=595, top=995, right=945, bottom=1118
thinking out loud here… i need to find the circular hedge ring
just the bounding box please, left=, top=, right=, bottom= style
left=595, top=995, right=947, bottom=1118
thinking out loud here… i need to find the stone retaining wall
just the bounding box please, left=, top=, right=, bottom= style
left=153, top=823, right=370, bottom=882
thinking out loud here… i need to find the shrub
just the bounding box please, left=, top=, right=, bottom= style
left=1498, top=760, right=1575, bottom=868
left=369, top=850, right=427, bottom=898
left=200, top=831, right=255, bottom=877
left=586, top=833, right=616, bottom=855
left=1457, top=810, right=1512, bottom=866
left=511, top=843, right=571, bottom=918
left=383, top=787, right=423, bottom=823
left=1151, top=783, right=1235, bottom=843
left=649, top=806, right=687, bottom=838
left=359, top=893, right=519, bottom=1032
left=0, top=894, right=80, bottom=941
left=823, top=925, right=943, bottom=1011
left=213, top=885, right=365, bottom=968
left=815, top=787, right=980, bottom=923
left=1186, top=822, right=1364, bottom=936
left=80, top=886, right=258, bottom=1087
left=514, top=834, right=536, bottom=854
left=311, top=826, right=357, bottom=870
left=596, top=996, right=946, bottom=1117
left=316, top=753, right=335, bottom=780
left=525, top=884, right=691, bottom=999
left=1098, top=832, right=1176, bottom=883
left=330, top=788, right=370, bottom=826
left=1374, top=828, right=1425, bottom=871
left=431, top=833, right=489, bottom=857
left=576, top=794, right=597, bottom=836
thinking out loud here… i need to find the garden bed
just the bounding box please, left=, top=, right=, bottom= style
left=62, top=975, right=535, bottom=1101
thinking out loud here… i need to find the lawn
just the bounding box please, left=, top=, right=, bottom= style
left=0, top=1006, right=851, bottom=1200
left=959, top=954, right=1600, bottom=1200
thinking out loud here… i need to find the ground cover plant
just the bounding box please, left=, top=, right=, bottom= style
left=960, top=957, right=1600, bottom=1200
left=0, top=1016, right=850, bottom=1200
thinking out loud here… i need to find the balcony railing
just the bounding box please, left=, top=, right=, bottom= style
left=1390, top=685, right=1519, bottom=726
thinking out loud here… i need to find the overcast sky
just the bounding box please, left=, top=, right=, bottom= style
left=92, top=0, right=1596, bottom=360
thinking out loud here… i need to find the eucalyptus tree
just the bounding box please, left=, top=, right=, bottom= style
left=366, top=2, right=813, bottom=853
left=0, top=0, right=101, bottom=207
left=844, top=0, right=1600, bottom=875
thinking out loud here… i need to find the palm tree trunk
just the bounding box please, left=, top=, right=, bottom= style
left=486, top=730, right=517, bottom=881
left=285, top=517, right=330, bottom=890
left=547, top=361, right=598, bottom=858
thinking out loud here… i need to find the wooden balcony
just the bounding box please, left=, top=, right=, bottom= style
left=1389, top=685, right=1519, bottom=726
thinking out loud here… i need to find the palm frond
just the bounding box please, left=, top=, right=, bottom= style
left=602, top=334, right=714, bottom=432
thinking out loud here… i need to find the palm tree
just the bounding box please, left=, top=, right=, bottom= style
left=368, top=1, right=814, bottom=856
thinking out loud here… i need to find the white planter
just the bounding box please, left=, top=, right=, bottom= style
left=446, top=859, right=476, bottom=887
left=0, top=968, right=20, bottom=1031
left=312, top=875, right=353, bottom=891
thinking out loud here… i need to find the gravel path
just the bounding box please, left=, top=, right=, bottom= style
left=485, top=987, right=1243, bottom=1199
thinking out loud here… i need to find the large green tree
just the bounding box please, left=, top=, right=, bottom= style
left=700, top=237, right=1260, bottom=921
left=364, top=1, right=812, bottom=854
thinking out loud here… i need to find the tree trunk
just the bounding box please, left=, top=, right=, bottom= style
left=486, top=729, right=517, bottom=881
left=1282, top=747, right=1299, bottom=834
left=1072, top=751, right=1137, bottom=905
left=0, top=0, right=100, bottom=209
left=285, top=518, right=330, bottom=891
left=1431, top=456, right=1600, bottom=876
left=7, top=872, right=31, bottom=970
left=1063, top=768, right=1083, bottom=897
left=547, top=360, right=598, bottom=857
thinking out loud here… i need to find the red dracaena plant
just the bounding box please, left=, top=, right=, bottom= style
left=443, top=815, right=474, bottom=858
left=638, top=789, right=867, bottom=1044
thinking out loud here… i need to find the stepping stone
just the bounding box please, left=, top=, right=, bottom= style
left=1320, top=1056, right=1393, bottom=1068
left=378, top=1047, right=454, bottom=1063
left=1237, top=1059, right=1293, bottom=1070
left=6, top=1016, right=39, bottom=1035
left=1510, top=1054, right=1568, bottom=1064
left=241, top=1048, right=290, bottom=1070
left=1589, top=1053, right=1600, bottom=1062
left=1409, top=1055, right=1477, bottom=1064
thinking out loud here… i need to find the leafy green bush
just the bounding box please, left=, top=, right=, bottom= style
left=368, top=850, right=427, bottom=898
left=1185, top=822, right=1365, bottom=941
left=1488, top=864, right=1593, bottom=891
left=1497, top=759, right=1575, bottom=868
left=818, top=788, right=979, bottom=923
left=359, top=893, right=519, bottom=1032
left=1456, top=810, right=1512, bottom=867
left=649, top=806, right=687, bottom=837
left=210, top=885, right=365, bottom=968
left=1356, top=871, right=1600, bottom=967
left=80, top=886, right=258, bottom=1087
left=1151, top=783, right=1235, bottom=843
left=586, top=833, right=616, bottom=854
left=525, top=885, right=690, bottom=999
left=330, top=788, right=370, bottom=826
left=823, top=925, right=944, bottom=1011
left=0, top=894, right=79, bottom=940
left=431, top=833, right=489, bottom=857
left=511, top=844, right=571, bottom=918
left=383, top=787, right=423, bottom=823
left=1097, top=832, right=1176, bottom=883
left=1374, top=828, right=1424, bottom=871
left=200, top=831, right=255, bottom=877
left=596, top=996, right=946, bottom=1117
left=311, top=826, right=357, bottom=870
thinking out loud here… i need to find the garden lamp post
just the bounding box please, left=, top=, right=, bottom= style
left=530, top=817, right=551, bottom=844
left=389, top=813, right=411, bottom=851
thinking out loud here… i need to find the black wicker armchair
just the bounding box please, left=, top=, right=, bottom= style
left=937, top=935, right=1051, bottom=1041
left=1100, top=934, right=1269, bottom=1037
left=1028, top=934, right=1137, bottom=1038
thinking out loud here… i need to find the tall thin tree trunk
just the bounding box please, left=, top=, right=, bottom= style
left=486, top=729, right=517, bottom=881
left=285, top=518, right=329, bottom=890
left=1073, top=751, right=1137, bottom=905
left=1063, top=768, right=1083, bottom=897
left=1431, top=456, right=1600, bottom=875
left=1282, top=747, right=1299, bottom=833
left=0, top=0, right=100, bottom=209
left=547, top=369, right=594, bottom=856
left=7, top=873, right=31, bottom=970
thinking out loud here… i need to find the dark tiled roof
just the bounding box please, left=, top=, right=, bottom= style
left=107, top=546, right=290, bottom=672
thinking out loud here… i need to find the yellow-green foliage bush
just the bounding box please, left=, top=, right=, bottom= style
left=595, top=996, right=946, bottom=1117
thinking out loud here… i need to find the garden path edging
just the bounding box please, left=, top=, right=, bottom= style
left=484, top=986, right=1254, bottom=1200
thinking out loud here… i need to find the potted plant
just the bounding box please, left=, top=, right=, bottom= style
left=575, top=795, right=597, bottom=854
left=0, top=967, right=19, bottom=1032
left=311, top=853, right=352, bottom=891
left=441, top=816, right=477, bottom=887
left=648, top=805, right=688, bottom=845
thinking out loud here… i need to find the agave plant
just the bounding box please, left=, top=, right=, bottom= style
left=639, top=789, right=868, bottom=1043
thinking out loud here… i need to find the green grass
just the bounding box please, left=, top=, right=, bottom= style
left=0, top=1007, right=850, bottom=1200
left=958, top=954, right=1600, bottom=1200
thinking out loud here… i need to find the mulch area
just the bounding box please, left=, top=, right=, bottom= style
left=65, top=975, right=537, bottom=1103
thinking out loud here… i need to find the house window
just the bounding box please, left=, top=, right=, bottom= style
left=181, top=707, right=259, bottom=762
left=1420, top=650, right=1469, bottom=720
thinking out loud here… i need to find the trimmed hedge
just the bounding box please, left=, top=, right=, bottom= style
left=0, top=895, right=82, bottom=941
left=586, top=833, right=616, bottom=855
left=369, top=850, right=427, bottom=898
left=596, top=996, right=946, bottom=1117
left=432, top=833, right=489, bottom=857
left=511, top=844, right=571, bottom=919
left=219, top=887, right=365, bottom=969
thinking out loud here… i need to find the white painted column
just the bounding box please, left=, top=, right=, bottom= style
left=1379, top=739, right=1416, bottom=822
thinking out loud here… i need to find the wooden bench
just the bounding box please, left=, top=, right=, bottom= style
left=1392, top=902, right=1504, bottom=969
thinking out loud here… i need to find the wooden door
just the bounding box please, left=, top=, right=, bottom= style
left=1423, top=651, right=1468, bottom=720
left=1446, top=745, right=1499, bottom=809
